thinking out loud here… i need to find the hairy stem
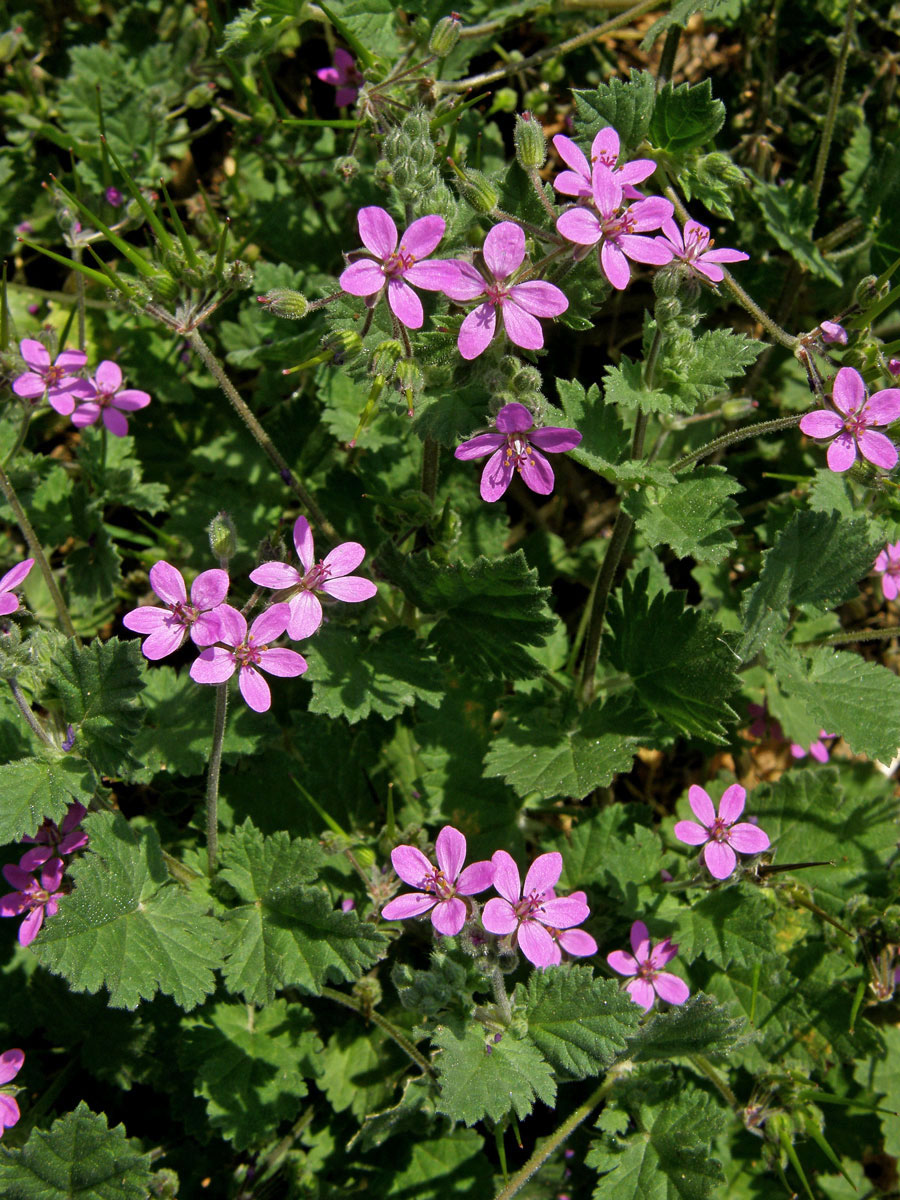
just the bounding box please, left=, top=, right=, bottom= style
left=689, top=1054, right=739, bottom=1109
left=7, top=678, right=53, bottom=747
left=72, top=245, right=86, bottom=352
left=206, top=682, right=228, bottom=874
left=422, top=436, right=440, bottom=502
left=491, top=966, right=513, bottom=1024
left=3, top=410, right=33, bottom=470
left=799, top=625, right=900, bottom=647
left=810, top=0, right=859, bottom=217
left=320, top=985, right=435, bottom=1076
left=656, top=23, right=681, bottom=87
left=671, top=413, right=805, bottom=473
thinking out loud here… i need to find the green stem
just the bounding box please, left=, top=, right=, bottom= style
left=799, top=626, right=900, bottom=647
left=206, top=682, right=228, bottom=874
left=809, top=0, right=859, bottom=218
left=0, top=461, right=79, bottom=642
left=422, top=437, right=439, bottom=503
left=72, top=245, right=86, bottom=352
left=3, top=410, right=33, bottom=469
left=491, top=966, right=513, bottom=1024
left=7, top=678, right=53, bottom=747
left=656, top=23, right=681, bottom=87
left=671, top=413, right=805, bottom=473
left=689, top=1054, right=739, bottom=1109
left=320, top=985, right=435, bottom=1077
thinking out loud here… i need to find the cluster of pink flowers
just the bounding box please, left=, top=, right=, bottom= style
left=123, top=516, right=376, bottom=712
left=0, top=1049, right=24, bottom=1138
left=0, top=803, right=88, bottom=946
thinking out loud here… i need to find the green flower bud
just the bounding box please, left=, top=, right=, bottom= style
left=208, top=511, right=238, bottom=565
left=654, top=295, right=682, bottom=327
left=429, top=13, right=462, bottom=56
left=148, top=270, right=180, bottom=303
left=855, top=274, right=879, bottom=305
left=514, top=112, right=547, bottom=169
left=353, top=975, right=383, bottom=1010
left=226, top=259, right=253, bottom=290
left=321, top=329, right=364, bottom=366
left=721, top=396, right=758, bottom=420
left=373, top=339, right=404, bottom=374
left=373, top=159, right=394, bottom=189
left=0, top=27, right=25, bottom=64
left=652, top=264, right=683, bottom=298
left=149, top=1168, right=181, bottom=1200
left=703, top=151, right=745, bottom=184
left=335, top=155, right=359, bottom=181
left=491, top=87, right=518, bottom=114
left=457, top=168, right=498, bottom=214
left=257, top=288, right=309, bottom=319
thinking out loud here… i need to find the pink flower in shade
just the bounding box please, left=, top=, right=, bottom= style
left=552, top=126, right=656, bottom=202
left=20, top=803, right=88, bottom=872
left=820, top=321, right=848, bottom=345
left=0, top=558, right=34, bottom=617
left=655, top=218, right=748, bottom=284
left=481, top=850, right=590, bottom=969
left=381, top=825, right=494, bottom=936
left=0, top=1048, right=24, bottom=1138
left=454, top=401, right=582, bottom=502
left=249, top=516, right=377, bottom=641
left=543, top=890, right=598, bottom=960
left=874, top=542, right=900, bottom=601
left=0, top=856, right=65, bottom=946
left=441, top=223, right=568, bottom=359
left=316, top=47, right=364, bottom=107
left=556, top=164, right=673, bottom=290
left=798, top=367, right=900, bottom=473
left=123, top=561, right=229, bottom=661
left=189, top=602, right=307, bottom=713
left=790, top=731, right=835, bottom=764
left=889, top=358, right=900, bottom=377
left=746, top=702, right=783, bottom=742
left=674, top=784, right=770, bottom=880
left=339, top=207, right=460, bottom=330
left=607, top=921, right=689, bottom=1011
left=12, top=339, right=92, bottom=414
left=72, top=360, right=151, bottom=437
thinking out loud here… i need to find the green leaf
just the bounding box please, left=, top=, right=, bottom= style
left=678, top=151, right=744, bottom=220
left=657, top=328, right=763, bottom=410
left=640, top=0, right=736, bottom=49
left=31, top=812, right=225, bottom=1011
left=519, top=968, right=641, bottom=1079
left=551, top=804, right=664, bottom=902
left=623, top=467, right=742, bottom=564
left=648, top=80, right=725, bottom=155
left=349, top=1075, right=434, bottom=1153
left=0, top=1102, right=152, bottom=1199
left=76, top=430, right=168, bottom=515
left=670, top=884, right=778, bottom=968
left=218, top=822, right=387, bottom=1003
left=603, top=355, right=676, bottom=416
left=319, top=1025, right=408, bottom=1119
left=572, top=70, right=656, bottom=149
left=605, top=570, right=741, bottom=742
left=0, top=755, right=96, bottom=846
left=556, top=378, right=630, bottom=478
left=628, top=993, right=746, bottom=1063
left=859, top=1023, right=900, bottom=1157
left=749, top=174, right=842, bottom=283
left=374, top=1129, right=493, bottom=1198
left=432, top=1021, right=555, bottom=1126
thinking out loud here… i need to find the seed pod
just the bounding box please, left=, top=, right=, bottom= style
left=514, top=112, right=547, bottom=169
left=208, top=511, right=238, bottom=565
left=257, top=288, right=309, bottom=319
left=429, top=13, right=462, bottom=56
left=457, top=168, right=498, bottom=214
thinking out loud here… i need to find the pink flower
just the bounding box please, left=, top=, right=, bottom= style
left=746, top=702, right=783, bottom=741
left=820, top=320, right=848, bottom=345
left=0, top=1049, right=24, bottom=1138
left=189, top=603, right=306, bottom=713
left=481, top=849, right=590, bottom=968
left=790, top=731, right=835, bottom=763
left=543, top=889, right=597, bottom=959
left=674, top=784, right=770, bottom=880
left=655, top=218, right=748, bottom=284
left=72, top=360, right=151, bottom=437
left=123, top=561, right=229, bottom=660
left=889, top=358, right=900, bottom=377
left=105, top=187, right=124, bottom=208
left=381, top=825, right=494, bottom=936
left=316, top=47, right=364, bottom=108
left=874, top=541, right=900, bottom=601
left=20, top=803, right=88, bottom=872
left=339, top=206, right=460, bottom=329
left=556, top=164, right=673, bottom=290
left=441, top=223, right=568, bottom=359
left=249, top=516, right=377, bottom=641
left=11, top=339, right=92, bottom=413
left=454, top=401, right=581, bottom=502
left=607, top=921, right=689, bottom=1011
left=0, top=856, right=65, bottom=946
left=799, top=366, right=900, bottom=472
left=552, top=126, right=656, bottom=202
left=0, top=558, right=34, bottom=617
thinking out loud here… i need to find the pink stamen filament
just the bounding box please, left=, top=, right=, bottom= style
left=423, top=868, right=456, bottom=900
left=504, top=434, right=535, bottom=476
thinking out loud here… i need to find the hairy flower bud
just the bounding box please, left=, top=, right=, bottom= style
left=321, top=329, right=364, bottom=366
left=429, top=13, right=461, bottom=56
left=514, top=112, right=547, bottom=169
left=352, top=975, right=383, bottom=1010
left=208, top=511, right=238, bottom=565
left=373, top=340, right=403, bottom=374
left=257, top=288, right=309, bottom=319
left=147, top=270, right=180, bottom=303
left=335, top=155, right=359, bottom=181
left=456, top=168, right=498, bottom=214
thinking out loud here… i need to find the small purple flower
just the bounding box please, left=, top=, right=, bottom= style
left=72, top=360, right=151, bottom=437
left=746, top=702, right=783, bottom=741
left=607, top=921, right=689, bottom=1011
left=12, top=339, right=92, bottom=414
left=790, top=731, right=835, bottom=764
left=0, top=1049, right=24, bottom=1139
left=799, top=366, right=900, bottom=473
left=316, top=47, right=364, bottom=108
left=249, top=516, right=377, bottom=641
left=123, top=561, right=229, bottom=660
left=889, top=358, right=900, bottom=377
left=552, top=126, right=656, bottom=202
left=339, top=206, right=460, bottom=330
left=0, top=559, right=34, bottom=617
left=556, top=164, right=673, bottom=290
left=105, top=187, right=124, bottom=208
left=674, top=784, right=770, bottom=880
left=656, top=218, right=748, bottom=284
left=543, top=889, right=598, bottom=959
left=481, top=850, right=589, bottom=969
left=189, top=603, right=307, bottom=713
left=454, top=401, right=581, bottom=502
left=381, top=825, right=494, bottom=936
left=874, top=542, right=900, bottom=601
left=20, top=803, right=88, bottom=872
left=0, top=856, right=65, bottom=946
left=820, top=320, right=848, bottom=345
left=441, top=223, right=568, bottom=359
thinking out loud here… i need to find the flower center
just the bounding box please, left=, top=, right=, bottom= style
left=422, top=868, right=456, bottom=900
left=485, top=281, right=510, bottom=306
left=168, top=600, right=200, bottom=628
left=504, top=434, right=535, bottom=476
left=44, top=365, right=65, bottom=387
left=683, top=228, right=711, bottom=259
left=709, top=816, right=731, bottom=843
left=842, top=410, right=867, bottom=438
left=301, top=561, right=331, bottom=591
left=384, top=248, right=416, bottom=276
left=636, top=960, right=658, bottom=981
left=233, top=635, right=265, bottom=668
left=513, top=888, right=544, bottom=921
left=602, top=209, right=634, bottom=240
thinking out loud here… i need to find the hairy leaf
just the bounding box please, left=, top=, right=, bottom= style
left=649, top=80, right=725, bottom=155
left=670, top=885, right=778, bottom=968
left=433, top=1021, right=555, bottom=1125
left=572, top=70, right=656, bottom=149
left=0, top=755, right=96, bottom=846
left=628, top=993, right=746, bottom=1062
left=623, top=467, right=742, bottom=564
left=551, top=804, right=664, bottom=902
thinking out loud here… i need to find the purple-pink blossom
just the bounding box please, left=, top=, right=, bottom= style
left=746, top=702, right=783, bottom=742
left=381, top=825, right=494, bottom=936
left=123, top=561, right=229, bottom=660
left=0, top=558, right=34, bottom=617
left=481, top=849, right=589, bottom=968
left=249, top=516, right=377, bottom=641
left=552, top=126, right=656, bottom=202
left=607, top=921, right=689, bottom=1011
left=189, top=602, right=306, bottom=712
left=441, top=222, right=568, bottom=359
left=0, top=1049, right=24, bottom=1138
left=674, top=784, right=770, bottom=880
left=820, top=320, right=848, bottom=345
left=20, top=803, right=88, bottom=872
left=790, top=731, right=835, bottom=763
left=799, top=366, right=900, bottom=473
left=0, top=856, right=64, bottom=946
left=556, top=164, right=673, bottom=290
left=72, top=360, right=151, bottom=437
left=316, top=47, right=363, bottom=107
left=655, top=218, right=748, bottom=284
left=339, top=207, right=459, bottom=330
left=454, top=401, right=581, bottom=502
left=874, top=542, right=900, bottom=601
left=12, top=339, right=92, bottom=414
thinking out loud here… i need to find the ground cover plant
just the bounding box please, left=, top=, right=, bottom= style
left=1, top=0, right=899, bottom=1196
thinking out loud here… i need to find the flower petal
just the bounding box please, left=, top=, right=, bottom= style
left=501, top=301, right=545, bottom=351
left=538, top=896, right=589, bottom=929
left=431, top=896, right=467, bottom=935
left=439, top=261, right=488, bottom=302
left=0, top=1093, right=20, bottom=1130
left=94, top=360, right=122, bottom=391
left=404, top=260, right=466, bottom=292
left=0, top=559, right=34, bottom=593
left=827, top=432, right=858, bottom=472
left=630, top=920, right=650, bottom=958
left=435, top=825, right=466, bottom=882
left=149, top=561, right=187, bottom=606
left=387, top=277, right=423, bottom=329
left=480, top=446, right=515, bottom=502
left=556, top=207, right=602, bottom=246
left=653, top=971, right=690, bottom=1005
left=249, top=563, right=302, bottom=593
left=382, top=892, right=436, bottom=920
left=688, top=786, right=716, bottom=827
left=339, top=259, right=386, bottom=297
left=799, top=410, right=844, bottom=438
left=529, top=426, right=582, bottom=453
left=258, top=647, right=307, bottom=677
left=0, top=1049, right=24, bottom=1086
left=864, top=388, right=900, bottom=426
left=729, top=823, right=771, bottom=854
left=857, top=429, right=898, bottom=470
left=553, top=169, right=591, bottom=197
left=321, top=575, right=377, bottom=602
left=483, top=222, right=525, bottom=280
left=517, top=920, right=559, bottom=967
left=140, top=624, right=189, bottom=661
left=600, top=240, right=631, bottom=290
left=399, top=214, right=445, bottom=259
left=553, top=134, right=590, bottom=176
left=832, top=367, right=866, bottom=416
left=557, top=928, right=597, bottom=956
left=490, top=849, right=521, bottom=904
left=456, top=859, right=494, bottom=895
left=102, top=407, right=130, bottom=437
left=496, top=403, right=534, bottom=433
left=19, top=339, right=50, bottom=372
left=522, top=851, right=562, bottom=897
left=454, top=433, right=506, bottom=461
left=625, top=978, right=656, bottom=1011
left=249, top=603, right=291, bottom=643
left=458, top=303, right=496, bottom=360
left=112, top=389, right=151, bottom=411
left=293, top=517, right=315, bottom=571
left=618, top=233, right=674, bottom=265
left=674, top=819, right=709, bottom=846
left=357, top=206, right=398, bottom=259
left=717, top=784, right=746, bottom=824
left=518, top=446, right=555, bottom=495
left=287, top=592, right=323, bottom=640
left=12, top=373, right=47, bottom=399
left=191, top=568, right=230, bottom=609
left=704, top=840, right=737, bottom=879
left=122, top=605, right=168, bottom=634
left=509, top=281, right=568, bottom=318
left=190, top=647, right=236, bottom=684
left=606, top=950, right=638, bottom=976
left=482, top=896, right=518, bottom=935
left=391, top=844, right=434, bottom=888
left=239, top=666, right=272, bottom=712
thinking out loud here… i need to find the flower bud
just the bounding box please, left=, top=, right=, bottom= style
left=654, top=296, right=682, bottom=327
left=352, top=975, right=382, bottom=1009
left=854, top=275, right=878, bottom=305
left=888, top=357, right=900, bottom=377
left=0, top=27, right=25, bottom=64
left=335, top=155, right=359, bottom=181
left=321, top=329, right=364, bottom=366
left=721, top=395, right=758, bottom=420
left=429, top=14, right=461, bottom=56
left=702, top=151, right=745, bottom=184
left=373, top=339, right=403, bottom=374
left=208, top=511, right=237, bottom=565
left=456, top=168, right=498, bottom=214
left=148, top=270, right=180, bottom=303
left=257, top=288, right=309, bottom=319
left=652, top=264, right=683, bottom=298
left=514, top=112, right=547, bottom=169
left=492, top=87, right=518, bottom=113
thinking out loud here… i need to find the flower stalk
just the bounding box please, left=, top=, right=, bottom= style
left=205, top=682, right=228, bottom=874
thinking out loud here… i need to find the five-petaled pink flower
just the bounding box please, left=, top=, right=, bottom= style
left=0, top=856, right=65, bottom=946
left=339, top=207, right=459, bottom=330
left=607, top=921, right=689, bottom=1011
left=11, top=339, right=92, bottom=413
left=790, top=731, right=835, bottom=764
left=875, top=542, right=900, bottom=601
left=0, top=558, right=34, bottom=617
left=190, top=602, right=306, bottom=712
left=123, top=561, right=229, bottom=660
left=442, top=222, right=568, bottom=359
left=556, top=164, right=673, bottom=290
left=552, top=126, right=656, bottom=202
left=249, top=516, right=377, bottom=641
left=799, top=366, right=900, bottom=473
left=72, top=360, right=151, bottom=437
left=21, top=803, right=88, bottom=872
left=656, top=218, right=748, bottom=284
left=316, top=47, right=364, bottom=107
left=674, top=784, right=770, bottom=880
left=481, top=849, right=590, bottom=968
left=381, top=825, right=494, bottom=936
left=454, top=401, right=582, bottom=502
left=0, top=1049, right=24, bottom=1139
